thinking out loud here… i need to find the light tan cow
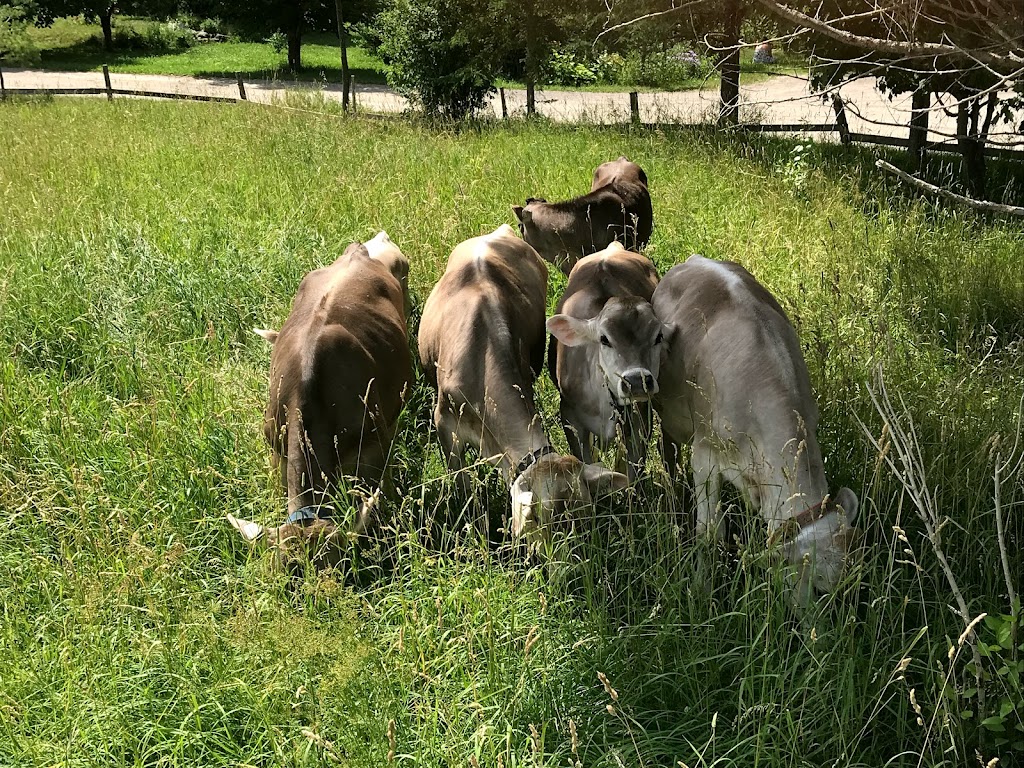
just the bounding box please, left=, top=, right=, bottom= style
left=513, top=157, right=654, bottom=276
left=227, top=232, right=413, bottom=571
left=546, top=242, right=664, bottom=481
left=653, top=255, right=859, bottom=598
left=418, top=225, right=627, bottom=544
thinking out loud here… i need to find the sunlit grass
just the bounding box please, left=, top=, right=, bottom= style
left=0, top=99, right=1022, bottom=767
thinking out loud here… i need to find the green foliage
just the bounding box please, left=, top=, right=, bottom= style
left=959, top=610, right=1024, bottom=752
left=1, top=100, right=1023, bottom=766
left=0, top=1, right=40, bottom=64
left=607, top=44, right=714, bottom=88
left=372, top=0, right=502, bottom=119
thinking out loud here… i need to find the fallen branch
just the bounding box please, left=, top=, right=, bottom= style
left=875, top=159, right=1024, bottom=216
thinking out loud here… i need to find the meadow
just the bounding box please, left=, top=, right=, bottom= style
left=0, top=97, right=1022, bottom=767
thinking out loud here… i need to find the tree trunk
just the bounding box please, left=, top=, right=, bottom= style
left=524, top=0, right=538, bottom=115
left=100, top=8, right=113, bottom=52
left=718, top=0, right=744, bottom=126
left=334, top=0, right=350, bottom=109
left=908, top=85, right=930, bottom=171
left=287, top=24, right=303, bottom=72
left=956, top=95, right=986, bottom=198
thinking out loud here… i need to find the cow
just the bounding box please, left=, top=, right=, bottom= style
left=227, top=232, right=413, bottom=571
left=513, top=156, right=654, bottom=276
left=652, top=255, right=859, bottom=599
left=545, top=242, right=664, bottom=481
left=418, top=224, right=627, bottom=545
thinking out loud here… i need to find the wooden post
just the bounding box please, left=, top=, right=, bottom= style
left=102, top=65, right=113, bottom=101
left=351, top=76, right=356, bottom=113
left=499, top=87, right=507, bottom=119
left=236, top=74, right=247, bottom=101
left=629, top=91, right=640, bottom=124
left=832, top=94, right=851, bottom=145
left=0, top=66, right=5, bottom=102
left=908, top=86, right=930, bottom=170
left=526, top=81, right=535, bottom=116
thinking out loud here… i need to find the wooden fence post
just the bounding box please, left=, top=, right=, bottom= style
left=831, top=94, right=851, bottom=145
left=629, top=91, right=640, bottom=124
left=102, top=65, right=113, bottom=101
left=0, top=66, right=5, bottom=102
left=236, top=74, right=247, bottom=101
left=351, top=76, right=356, bottom=113
left=526, top=81, right=535, bottom=116
left=499, top=87, right=507, bottom=119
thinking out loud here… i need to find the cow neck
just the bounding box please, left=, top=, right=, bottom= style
left=769, top=495, right=836, bottom=546
left=516, top=445, right=557, bottom=476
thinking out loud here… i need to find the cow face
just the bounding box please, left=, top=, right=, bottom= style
left=785, top=487, right=861, bottom=598
left=548, top=296, right=668, bottom=405
left=509, top=455, right=627, bottom=546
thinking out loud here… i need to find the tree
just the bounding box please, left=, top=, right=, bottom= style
left=35, top=0, right=179, bottom=51
left=753, top=0, right=1024, bottom=197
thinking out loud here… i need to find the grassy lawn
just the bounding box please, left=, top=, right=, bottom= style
left=25, top=16, right=802, bottom=91
left=27, top=17, right=388, bottom=84
left=1, top=98, right=1022, bottom=767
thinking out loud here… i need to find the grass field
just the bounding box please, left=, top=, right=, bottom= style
left=24, top=16, right=800, bottom=91
left=0, top=98, right=1022, bottom=767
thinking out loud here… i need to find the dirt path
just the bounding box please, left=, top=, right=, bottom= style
left=4, top=67, right=1016, bottom=146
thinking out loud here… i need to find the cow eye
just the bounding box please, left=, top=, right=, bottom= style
left=600, top=335, right=611, bottom=347
left=654, top=332, right=664, bottom=345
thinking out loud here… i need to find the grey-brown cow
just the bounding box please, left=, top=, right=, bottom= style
left=513, top=156, right=653, bottom=276
left=546, top=242, right=665, bottom=481
left=418, top=225, right=627, bottom=545
left=227, top=232, right=413, bottom=571
left=653, top=255, right=859, bottom=600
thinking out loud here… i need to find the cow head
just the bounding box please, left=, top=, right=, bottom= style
left=591, top=156, right=649, bottom=191
left=509, top=454, right=627, bottom=547
left=227, top=513, right=348, bottom=574
left=784, top=487, right=861, bottom=600
left=548, top=296, right=669, bottom=405
left=364, top=231, right=412, bottom=319
left=513, top=201, right=577, bottom=275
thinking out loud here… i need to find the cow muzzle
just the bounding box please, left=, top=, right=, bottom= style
left=617, top=368, right=658, bottom=402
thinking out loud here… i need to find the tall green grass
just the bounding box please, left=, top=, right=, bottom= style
left=0, top=98, right=1022, bottom=767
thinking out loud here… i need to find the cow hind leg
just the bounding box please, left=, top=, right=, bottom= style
left=691, top=443, right=724, bottom=542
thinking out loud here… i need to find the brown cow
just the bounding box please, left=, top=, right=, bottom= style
left=227, top=232, right=413, bottom=571
left=653, top=255, right=859, bottom=600
left=546, top=242, right=664, bottom=481
left=513, top=156, right=654, bottom=276
left=418, top=225, right=627, bottom=545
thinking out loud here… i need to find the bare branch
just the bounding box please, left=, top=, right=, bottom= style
left=876, top=159, right=1024, bottom=215
left=753, top=0, right=1023, bottom=70
left=596, top=0, right=706, bottom=43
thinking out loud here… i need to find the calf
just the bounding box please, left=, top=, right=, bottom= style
left=418, top=225, right=626, bottom=544
left=653, top=255, right=859, bottom=598
left=513, top=156, right=653, bottom=276
left=227, top=232, right=413, bottom=570
left=546, top=242, right=664, bottom=481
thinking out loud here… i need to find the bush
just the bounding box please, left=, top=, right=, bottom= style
left=372, top=0, right=502, bottom=120
left=0, top=2, right=39, bottom=65
left=608, top=45, right=714, bottom=88
left=111, top=22, right=194, bottom=52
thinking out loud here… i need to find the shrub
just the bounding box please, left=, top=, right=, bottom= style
left=609, top=45, right=714, bottom=88
left=372, top=0, right=503, bottom=120
left=0, top=2, right=39, bottom=65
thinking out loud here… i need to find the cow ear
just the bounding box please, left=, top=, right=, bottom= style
left=547, top=314, right=596, bottom=346
left=834, top=487, right=859, bottom=526
left=253, top=328, right=278, bottom=344
left=227, top=513, right=265, bottom=543
left=580, top=463, right=628, bottom=495
left=512, top=205, right=526, bottom=222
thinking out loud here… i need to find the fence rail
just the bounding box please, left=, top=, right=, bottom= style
left=2, top=66, right=1021, bottom=163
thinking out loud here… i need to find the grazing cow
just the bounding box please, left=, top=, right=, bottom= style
left=227, top=232, right=413, bottom=571
left=418, top=224, right=627, bottom=544
left=652, top=255, right=859, bottom=598
left=546, top=242, right=664, bottom=481
left=513, top=156, right=654, bottom=276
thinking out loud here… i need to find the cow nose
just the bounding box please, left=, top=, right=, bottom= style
left=619, top=368, right=657, bottom=400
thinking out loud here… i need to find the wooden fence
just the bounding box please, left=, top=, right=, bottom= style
left=2, top=66, right=1019, bottom=162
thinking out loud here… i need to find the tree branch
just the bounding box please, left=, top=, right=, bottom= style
left=753, top=0, right=1022, bottom=70
left=876, top=159, right=1024, bottom=215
